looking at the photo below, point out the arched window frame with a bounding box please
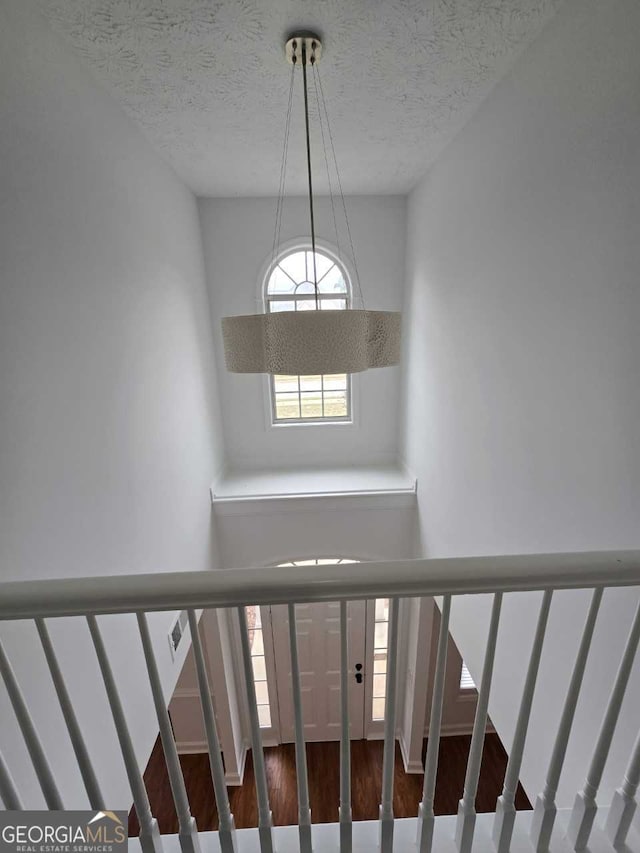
[260,239,356,426]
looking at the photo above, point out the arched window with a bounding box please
[265,247,351,423]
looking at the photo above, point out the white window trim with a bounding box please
[258,238,359,429]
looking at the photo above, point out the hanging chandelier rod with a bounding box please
[300,39,319,308]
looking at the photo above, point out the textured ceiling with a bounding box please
[38,0,562,196]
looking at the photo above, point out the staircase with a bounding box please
[1,551,640,852]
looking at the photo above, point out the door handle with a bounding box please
[354,663,363,684]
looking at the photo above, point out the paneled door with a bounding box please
[271,600,367,742]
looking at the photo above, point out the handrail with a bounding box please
[0,550,639,620]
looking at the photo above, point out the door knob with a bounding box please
[355,672,363,684]
[355,663,362,671]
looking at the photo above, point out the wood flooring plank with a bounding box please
[128,733,531,836]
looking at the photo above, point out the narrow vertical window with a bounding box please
[372,598,390,720]
[266,248,351,423]
[245,605,272,728]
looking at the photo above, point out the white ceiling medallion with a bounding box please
[222,32,401,376]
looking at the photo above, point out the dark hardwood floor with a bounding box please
[129,734,531,835]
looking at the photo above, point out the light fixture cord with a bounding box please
[271,63,295,277]
[313,64,343,289]
[315,65,365,310]
[302,42,320,309]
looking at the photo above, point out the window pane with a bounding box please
[295,281,317,295]
[255,681,269,704]
[275,393,300,419]
[375,599,389,621]
[323,374,347,390]
[323,392,348,418]
[257,704,272,728]
[372,697,385,721]
[373,673,387,697]
[299,375,322,391]
[300,393,323,418]
[296,299,316,311]
[375,621,388,649]
[279,251,306,283]
[250,629,264,656]
[252,655,266,680]
[274,375,299,393]
[317,265,347,293]
[313,253,334,281]
[269,300,295,313]
[320,299,347,310]
[268,267,297,294]
[460,663,476,691]
[373,652,387,674]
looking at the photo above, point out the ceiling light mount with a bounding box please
[285,33,322,66]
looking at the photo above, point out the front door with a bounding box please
[271,600,367,742]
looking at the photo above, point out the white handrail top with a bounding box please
[0,550,639,620]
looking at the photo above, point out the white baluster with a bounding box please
[187,610,238,853]
[379,597,400,853]
[566,597,640,851]
[455,592,503,853]
[604,726,640,847]
[137,613,201,853]
[87,616,162,853]
[417,595,451,853]
[493,591,552,852]
[288,603,313,853]
[36,618,104,809]
[339,601,352,853]
[0,748,23,809]
[237,606,274,853]
[530,587,603,851]
[0,636,63,809]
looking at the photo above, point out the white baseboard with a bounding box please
[176,740,208,755]
[225,742,248,787]
[424,722,494,738]
[399,732,424,774]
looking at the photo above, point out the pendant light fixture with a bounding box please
[221,33,401,375]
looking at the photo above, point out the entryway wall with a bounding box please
[169,492,477,782]
[169,593,479,782]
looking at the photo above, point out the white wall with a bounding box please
[215,497,416,570]
[0,1,224,810]
[401,0,640,805]
[199,196,406,471]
